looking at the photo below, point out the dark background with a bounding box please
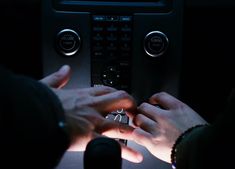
[0,0,234,122]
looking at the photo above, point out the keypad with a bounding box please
[91,15,133,144]
[91,15,132,92]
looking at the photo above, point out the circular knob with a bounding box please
[144,31,169,58]
[56,29,81,56]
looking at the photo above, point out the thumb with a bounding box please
[40,65,71,88]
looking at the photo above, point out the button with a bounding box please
[92,51,104,57]
[56,29,81,57]
[93,15,106,21]
[120,16,132,22]
[119,62,130,66]
[149,36,164,52]
[120,52,130,58]
[93,26,104,32]
[121,26,131,32]
[101,66,121,87]
[93,33,104,41]
[120,34,131,42]
[107,34,118,42]
[106,110,128,123]
[121,43,131,52]
[106,52,117,60]
[107,42,117,51]
[92,45,103,51]
[144,31,169,57]
[106,16,119,22]
[107,25,118,32]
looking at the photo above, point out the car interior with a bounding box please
[1,0,234,169]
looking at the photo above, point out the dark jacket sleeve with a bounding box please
[0,67,70,169]
[176,89,235,169]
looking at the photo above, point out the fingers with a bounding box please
[100,122,143,163]
[137,102,165,122]
[149,92,182,109]
[132,128,153,146]
[93,90,137,115]
[74,107,135,141]
[133,114,158,133]
[99,120,143,163]
[40,65,71,88]
[88,86,117,96]
[121,143,143,163]
[101,121,135,140]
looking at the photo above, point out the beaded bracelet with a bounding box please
[171,124,208,169]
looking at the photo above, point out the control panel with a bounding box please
[91,15,132,91]
[90,15,133,138]
[42,0,183,168]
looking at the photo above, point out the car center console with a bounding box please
[42,0,183,168]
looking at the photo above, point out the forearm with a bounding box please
[0,67,70,168]
[175,125,212,169]
[175,89,235,169]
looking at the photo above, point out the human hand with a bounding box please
[40,65,71,89]
[128,92,208,163]
[40,65,143,163]
[54,85,142,163]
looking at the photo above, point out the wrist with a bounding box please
[171,124,209,169]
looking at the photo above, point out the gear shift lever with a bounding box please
[84,137,122,169]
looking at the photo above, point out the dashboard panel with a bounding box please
[42,0,183,169]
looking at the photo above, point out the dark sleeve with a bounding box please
[0,67,70,169]
[175,89,235,169]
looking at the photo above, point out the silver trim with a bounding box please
[57,29,81,56]
[143,30,169,58]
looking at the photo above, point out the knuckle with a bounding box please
[138,102,149,111]
[102,86,116,93]
[176,102,186,110]
[135,113,142,120]
[160,91,168,95]
[156,91,167,98]
[116,91,136,107]
[86,97,98,108]
[75,96,97,109]
[75,89,85,95]
[133,114,141,126]
[117,90,129,98]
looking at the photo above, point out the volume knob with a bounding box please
[56,29,81,57]
[144,31,169,58]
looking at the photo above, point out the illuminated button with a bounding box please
[106,16,119,21]
[120,16,132,22]
[93,15,105,21]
